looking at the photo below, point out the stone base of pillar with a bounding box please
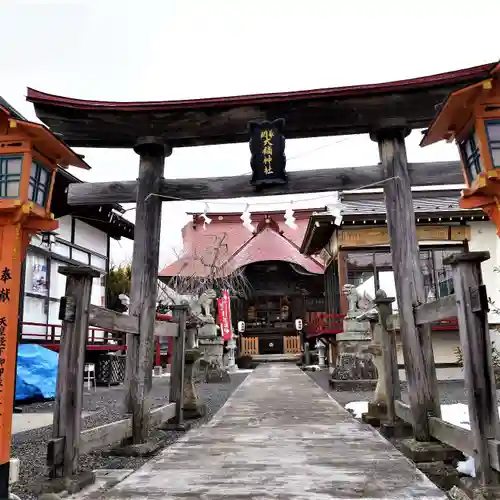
[182,349,205,420]
[379,419,414,439]
[452,478,500,500]
[361,401,388,426]
[399,438,465,463]
[330,336,377,390]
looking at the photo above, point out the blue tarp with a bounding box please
[15,344,59,402]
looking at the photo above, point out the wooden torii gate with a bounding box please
[26,63,496,442]
[67,136,455,443]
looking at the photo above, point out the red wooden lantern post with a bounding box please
[0,106,88,498]
[421,63,500,235]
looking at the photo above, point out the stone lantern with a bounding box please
[0,105,88,495]
[421,63,500,234]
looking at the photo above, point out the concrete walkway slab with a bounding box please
[100,364,446,499]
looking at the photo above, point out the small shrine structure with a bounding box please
[159,209,325,359]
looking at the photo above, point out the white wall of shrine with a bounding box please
[467,221,500,351]
[21,215,109,342]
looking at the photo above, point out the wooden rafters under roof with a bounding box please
[421,62,500,146]
[0,105,90,170]
[26,62,497,148]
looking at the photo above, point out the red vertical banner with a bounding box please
[218,290,232,341]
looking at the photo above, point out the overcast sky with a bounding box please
[3,0,499,266]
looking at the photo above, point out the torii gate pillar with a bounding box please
[125,136,171,443]
[371,126,440,441]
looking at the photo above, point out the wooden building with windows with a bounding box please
[0,96,135,355]
[159,209,326,359]
[300,188,486,364]
[21,166,134,355]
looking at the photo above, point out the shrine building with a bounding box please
[300,187,500,366]
[159,209,326,359]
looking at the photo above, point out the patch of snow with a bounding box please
[303,365,322,372]
[457,456,476,477]
[345,401,369,419]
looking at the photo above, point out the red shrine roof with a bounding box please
[159,209,324,279]
[26,62,497,148]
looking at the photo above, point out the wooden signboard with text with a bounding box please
[338,225,470,248]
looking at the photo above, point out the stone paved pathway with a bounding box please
[101,364,446,499]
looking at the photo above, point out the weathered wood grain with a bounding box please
[50,266,100,478]
[89,305,138,335]
[88,305,178,337]
[149,402,176,428]
[413,295,457,326]
[375,128,440,441]
[376,296,400,423]
[428,417,500,474]
[79,403,175,455]
[395,400,413,425]
[67,161,463,206]
[126,138,168,444]
[446,251,498,485]
[170,305,188,425]
[428,417,473,457]
[154,320,179,338]
[80,418,131,456]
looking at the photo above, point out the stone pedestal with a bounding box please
[225,339,238,372]
[199,337,224,366]
[330,318,376,390]
[199,337,230,383]
[198,322,218,340]
[182,349,205,419]
[316,341,326,367]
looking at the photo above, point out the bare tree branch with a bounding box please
[161,232,252,299]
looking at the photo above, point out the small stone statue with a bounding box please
[199,289,217,318]
[189,288,217,323]
[342,284,359,317]
[315,339,326,367]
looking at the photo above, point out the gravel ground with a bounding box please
[11,372,249,500]
[306,369,483,407]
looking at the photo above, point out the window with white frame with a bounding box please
[0,156,22,198]
[459,131,482,184]
[29,160,51,206]
[486,120,500,169]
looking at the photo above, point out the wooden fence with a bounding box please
[376,251,500,486]
[47,266,184,480]
[241,337,258,355]
[284,335,301,354]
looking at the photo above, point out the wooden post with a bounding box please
[371,127,440,440]
[445,251,499,485]
[170,305,187,425]
[126,136,170,444]
[155,338,161,368]
[168,334,178,404]
[375,295,400,423]
[50,266,99,478]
